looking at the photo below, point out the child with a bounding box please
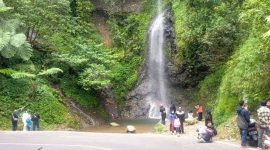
[174,116,181,136]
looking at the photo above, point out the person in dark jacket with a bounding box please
[205,110,213,126]
[236,100,250,147]
[31,113,40,131]
[11,110,18,131]
[176,107,185,133]
[160,104,166,125]
[170,104,176,114]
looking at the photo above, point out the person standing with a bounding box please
[257,100,270,149]
[31,113,40,131]
[195,104,203,121]
[169,111,175,134]
[170,104,176,114]
[205,110,213,126]
[176,107,185,133]
[11,110,18,131]
[26,116,32,131]
[160,104,166,125]
[236,100,250,148]
[22,111,31,131]
[174,116,181,136]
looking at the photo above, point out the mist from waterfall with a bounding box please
[148,0,169,118]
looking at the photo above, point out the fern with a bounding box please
[10,33,26,48]
[16,43,32,61]
[0,45,16,58]
[0,68,16,75]
[0,0,12,12]
[0,1,32,60]
[0,30,11,51]
[266,15,270,23]
[263,30,270,38]
[11,72,36,79]
[38,68,63,76]
[2,20,19,33]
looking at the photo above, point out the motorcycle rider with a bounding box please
[197,122,215,142]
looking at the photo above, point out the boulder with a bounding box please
[110,122,120,127]
[126,125,136,133]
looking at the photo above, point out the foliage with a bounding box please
[60,76,107,119]
[38,68,63,76]
[216,116,240,140]
[173,0,270,126]
[212,0,270,125]
[196,65,225,110]
[0,68,63,79]
[154,122,167,133]
[0,75,77,129]
[108,0,157,103]
[0,1,32,60]
[172,0,241,86]
[54,44,117,90]
[2,0,269,130]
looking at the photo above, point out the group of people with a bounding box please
[159,104,185,135]
[194,104,217,142]
[11,110,40,131]
[159,103,215,140]
[236,99,270,149]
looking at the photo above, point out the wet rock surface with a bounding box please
[91,0,143,13]
[121,5,194,119]
[99,87,119,120]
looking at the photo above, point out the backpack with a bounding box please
[236,114,248,129]
[26,118,32,128]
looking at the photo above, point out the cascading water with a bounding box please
[147,0,169,118]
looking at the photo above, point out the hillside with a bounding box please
[0,0,269,130]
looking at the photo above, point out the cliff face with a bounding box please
[91,0,145,120]
[91,1,197,119]
[121,7,193,119]
[91,0,143,13]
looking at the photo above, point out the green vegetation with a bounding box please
[173,0,270,125]
[0,0,160,129]
[154,122,167,133]
[108,0,158,104]
[0,76,77,129]
[1,0,270,130]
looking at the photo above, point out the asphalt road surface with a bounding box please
[0,131,255,150]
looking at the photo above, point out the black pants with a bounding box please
[12,121,18,131]
[180,121,184,133]
[32,122,40,131]
[198,112,203,121]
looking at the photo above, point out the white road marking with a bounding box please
[0,143,113,150]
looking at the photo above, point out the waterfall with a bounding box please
[147,0,169,118]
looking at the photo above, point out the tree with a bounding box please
[54,44,118,90]
[0,0,32,60]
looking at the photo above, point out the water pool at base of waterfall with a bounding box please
[82,119,160,133]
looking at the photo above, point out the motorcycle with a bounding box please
[247,119,258,147]
[263,135,270,150]
[196,125,215,142]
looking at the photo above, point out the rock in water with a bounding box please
[126,125,136,133]
[110,122,120,127]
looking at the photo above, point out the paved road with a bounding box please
[0,131,254,150]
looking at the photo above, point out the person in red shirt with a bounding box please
[195,104,203,121]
